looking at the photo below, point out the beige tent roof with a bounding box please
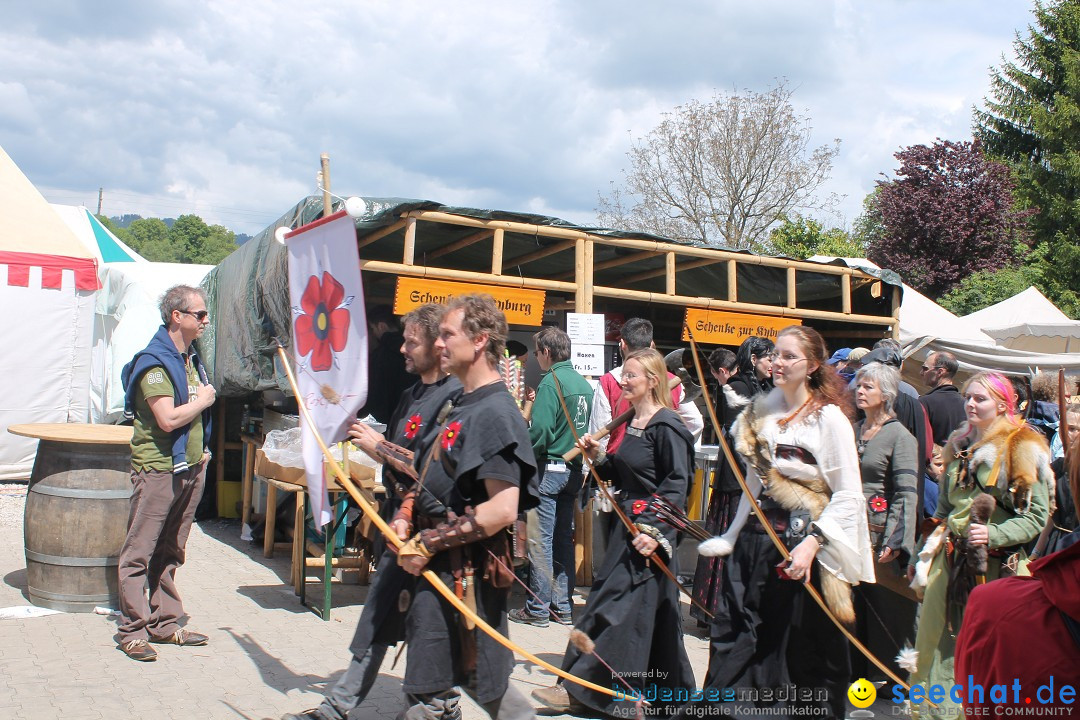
[0,145,93,259]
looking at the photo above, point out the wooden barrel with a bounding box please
[15,426,133,613]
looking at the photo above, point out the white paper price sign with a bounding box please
[571,344,605,376]
[566,313,605,345]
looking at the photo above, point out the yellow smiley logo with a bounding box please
[847,678,876,709]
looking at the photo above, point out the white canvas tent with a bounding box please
[52,204,145,265]
[810,257,1080,379]
[91,262,214,423]
[961,286,1080,354]
[0,146,98,479]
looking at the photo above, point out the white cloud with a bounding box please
[0,0,1043,235]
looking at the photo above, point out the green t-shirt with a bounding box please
[130,361,205,472]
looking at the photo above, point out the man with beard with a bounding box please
[282,303,462,720]
[396,294,539,720]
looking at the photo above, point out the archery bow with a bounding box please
[276,345,618,698]
[683,323,920,696]
[550,372,714,619]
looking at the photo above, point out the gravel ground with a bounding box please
[0,482,27,528]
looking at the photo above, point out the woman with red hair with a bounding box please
[909,371,1052,716]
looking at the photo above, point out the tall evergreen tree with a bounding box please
[974,0,1080,315]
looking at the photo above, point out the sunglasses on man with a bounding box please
[179,309,209,321]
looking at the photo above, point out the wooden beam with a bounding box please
[426,229,494,260]
[727,259,738,302]
[575,239,586,312]
[491,228,504,275]
[552,249,662,280]
[622,257,725,285]
[403,217,417,265]
[892,285,902,339]
[583,240,594,313]
[786,267,797,309]
[841,274,852,314]
[666,252,676,295]
[402,209,869,277]
[360,260,577,292]
[357,219,406,250]
[590,284,895,326]
[505,238,577,268]
[320,153,332,216]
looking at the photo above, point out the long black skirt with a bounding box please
[682,530,850,719]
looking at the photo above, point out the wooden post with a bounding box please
[727,260,738,302]
[841,273,852,314]
[583,240,594,313]
[575,238,586,312]
[666,252,676,295]
[892,285,902,339]
[492,228,504,275]
[320,153,332,216]
[403,217,417,265]
[786,267,797,309]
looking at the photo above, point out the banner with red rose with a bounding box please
[286,210,367,528]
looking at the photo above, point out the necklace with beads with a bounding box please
[777,394,813,429]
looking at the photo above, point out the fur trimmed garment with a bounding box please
[909,417,1052,719]
[686,390,873,720]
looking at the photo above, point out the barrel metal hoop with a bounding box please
[24,549,120,567]
[29,484,131,500]
[28,586,114,603]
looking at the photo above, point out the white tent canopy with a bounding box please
[810,257,1080,378]
[961,286,1080,354]
[0,146,97,479]
[52,204,145,264]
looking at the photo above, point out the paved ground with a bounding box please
[0,483,902,720]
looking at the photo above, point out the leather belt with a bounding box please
[774,444,818,465]
[868,523,885,533]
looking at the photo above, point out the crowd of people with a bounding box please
[117,286,1079,719]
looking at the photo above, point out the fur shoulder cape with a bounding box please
[942,417,1053,512]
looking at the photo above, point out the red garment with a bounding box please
[955,540,1080,711]
[600,370,682,455]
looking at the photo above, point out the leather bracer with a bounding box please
[418,508,490,555]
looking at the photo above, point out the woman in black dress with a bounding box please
[532,348,696,716]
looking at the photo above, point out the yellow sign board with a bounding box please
[682,308,800,346]
[393,277,546,326]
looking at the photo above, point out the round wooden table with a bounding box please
[9,423,133,612]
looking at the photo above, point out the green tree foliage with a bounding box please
[167,214,237,265]
[127,218,176,262]
[974,0,1080,316]
[938,265,1042,316]
[765,215,864,260]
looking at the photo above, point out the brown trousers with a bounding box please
[117,461,206,642]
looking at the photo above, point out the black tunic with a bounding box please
[403,380,538,704]
[348,375,462,656]
[562,408,696,716]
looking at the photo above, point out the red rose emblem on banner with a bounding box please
[294,272,351,371]
[631,499,647,515]
[403,414,423,440]
[441,421,462,451]
[869,495,888,513]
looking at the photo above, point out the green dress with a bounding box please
[911,424,1050,716]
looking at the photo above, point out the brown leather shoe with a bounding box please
[121,639,158,662]
[532,684,588,713]
[150,628,209,646]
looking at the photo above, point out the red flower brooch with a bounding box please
[868,495,888,513]
[441,421,462,451]
[631,499,647,515]
[403,414,423,440]
[294,272,353,372]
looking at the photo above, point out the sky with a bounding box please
[0,0,1040,237]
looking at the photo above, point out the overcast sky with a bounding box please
[0,1,1038,236]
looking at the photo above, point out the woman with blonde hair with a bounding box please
[910,371,1052,715]
[533,348,696,717]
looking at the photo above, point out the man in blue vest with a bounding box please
[117,285,215,661]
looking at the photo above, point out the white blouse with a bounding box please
[739,391,875,584]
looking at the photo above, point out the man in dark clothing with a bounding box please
[396,294,539,720]
[360,305,414,424]
[918,351,966,446]
[281,303,463,720]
